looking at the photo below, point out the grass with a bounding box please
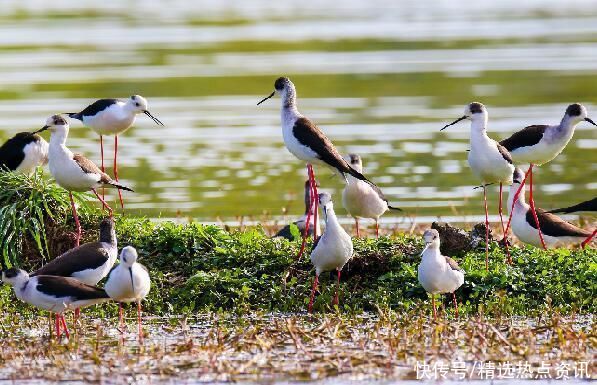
[0,170,595,318]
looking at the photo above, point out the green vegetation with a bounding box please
[0,171,595,318]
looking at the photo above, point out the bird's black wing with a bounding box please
[500,125,548,151]
[0,133,40,171]
[67,99,119,120]
[36,276,109,300]
[32,242,110,278]
[548,197,597,214]
[527,208,591,237]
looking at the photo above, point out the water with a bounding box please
[0,1,595,226]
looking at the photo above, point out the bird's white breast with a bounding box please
[510,126,574,166]
[17,139,48,174]
[310,228,353,275]
[105,264,151,303]
[468,138,513,184]
[342,178,388,219]
[281,109,321,164]
[83,103,135,135]
[417,250,464,294]
[48,146,101,191]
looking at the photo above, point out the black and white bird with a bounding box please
[500,103,596,249]
[35,115,133,247]
[1,268,110,339]
[105,246,151,341]
[274,180,321,241]
[342,154,401,238]
[0,132,48,174]
[32,218,117,285]
[66,95,163,208]
[308,192,353,313]
[441,102,514,267]
[417,229,465,319]
[549,197,596,248]
[257,77,373,259]
[508,168,593,248]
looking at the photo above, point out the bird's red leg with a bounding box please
[310,165,319,241]
[74,308,80,326]
[100,135,105,200]
[527,165,547,249]
[92,189,113,217]
[375,219,380,239]
[505,165,532,235]
[295,164,313,260]
[54,314,61,338]
[114,135,124,210]
[483,185,490,271]
[137,301,143,343]
[452,293,459,318]
[60,315,70,339]
[332,269,341,306]
[355,218,360,238]
[432,295,437,320]
[581,229,596,248]
[308,274,319,313]
[69,192,81,247]
[118,302,124,331]
[499,183,512,264]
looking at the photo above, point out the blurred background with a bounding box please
[0,0,595,227]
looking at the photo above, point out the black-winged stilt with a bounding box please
[35,115,133,247]
[500,103,596,249]
[508,168,593,248]
[417,229,465,320]
[441,102,515,267]
[342,154,401,238]
[105,246,151,342]
[0,132,48,174]
[308,192,353,313]
[1,268,110,339]
[257,77,371,260]
[66,95,163,208]
[274,180,321,240]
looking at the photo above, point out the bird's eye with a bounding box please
[433,236,437,239]
[135,103,140,107]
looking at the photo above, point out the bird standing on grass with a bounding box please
[35,115,133,247]
[105,246,151,342]
[508,168,593,248]
[1,268,110,339]
[0,132,48,174]
[66,95,163,208]
[441,102,514,267]
[308,192,353,313]
[500,103,596,249]
[417,229,465,320]
[342,154,401,238]
[257,77,375,260]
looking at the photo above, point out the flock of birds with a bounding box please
[0,76,594,339]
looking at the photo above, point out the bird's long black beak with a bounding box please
[34,125,49,134]
[584,117,597,126]
[144,110,164,126]
[129,267,135,293]
[257,91,275,106]
[440,116,467,131]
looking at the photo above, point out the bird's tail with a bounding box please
[388,205,402,211]
[108,181,134,192]
[64,112,82,120]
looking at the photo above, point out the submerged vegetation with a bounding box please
[0,171,594,318]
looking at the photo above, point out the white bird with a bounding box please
[66,95,163,208]
[500,103,596,249]
[257,77,373,259]
[0,132,48,174]
[1,268,110,339]
[35,115,133,247]
[441,102,515,267]
[508,168,593,248]
[342,154,401,238]
[308,192,353,313]
[417,229,465,319]
[105,246,151,341]
[274,180,321,240]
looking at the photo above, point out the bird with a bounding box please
[105,246,151,342]
[441,102,515,267]
[500,103,596,249]
[549,197,596,248]
[35,115,133,247]
[507,168,593,248]
[308,192,353,313]
[417,229,465,320]
[1,268,110,339]
[0,132,48,174]
[342,154,401,238]
[66,95,163,208]
[257,77,373,259]
[274,180,321,240]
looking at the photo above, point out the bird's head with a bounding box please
[346,153,363,173]
[441,102,487,131]
[318,191,333,219]
[127,95,164,126]
[257,76,295,106]
[423,229,440,247]
[564,103,595,126]
[120,246,138,267]
[1,268,29,287]
[35,115,68,134]
[512,167,524,185]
